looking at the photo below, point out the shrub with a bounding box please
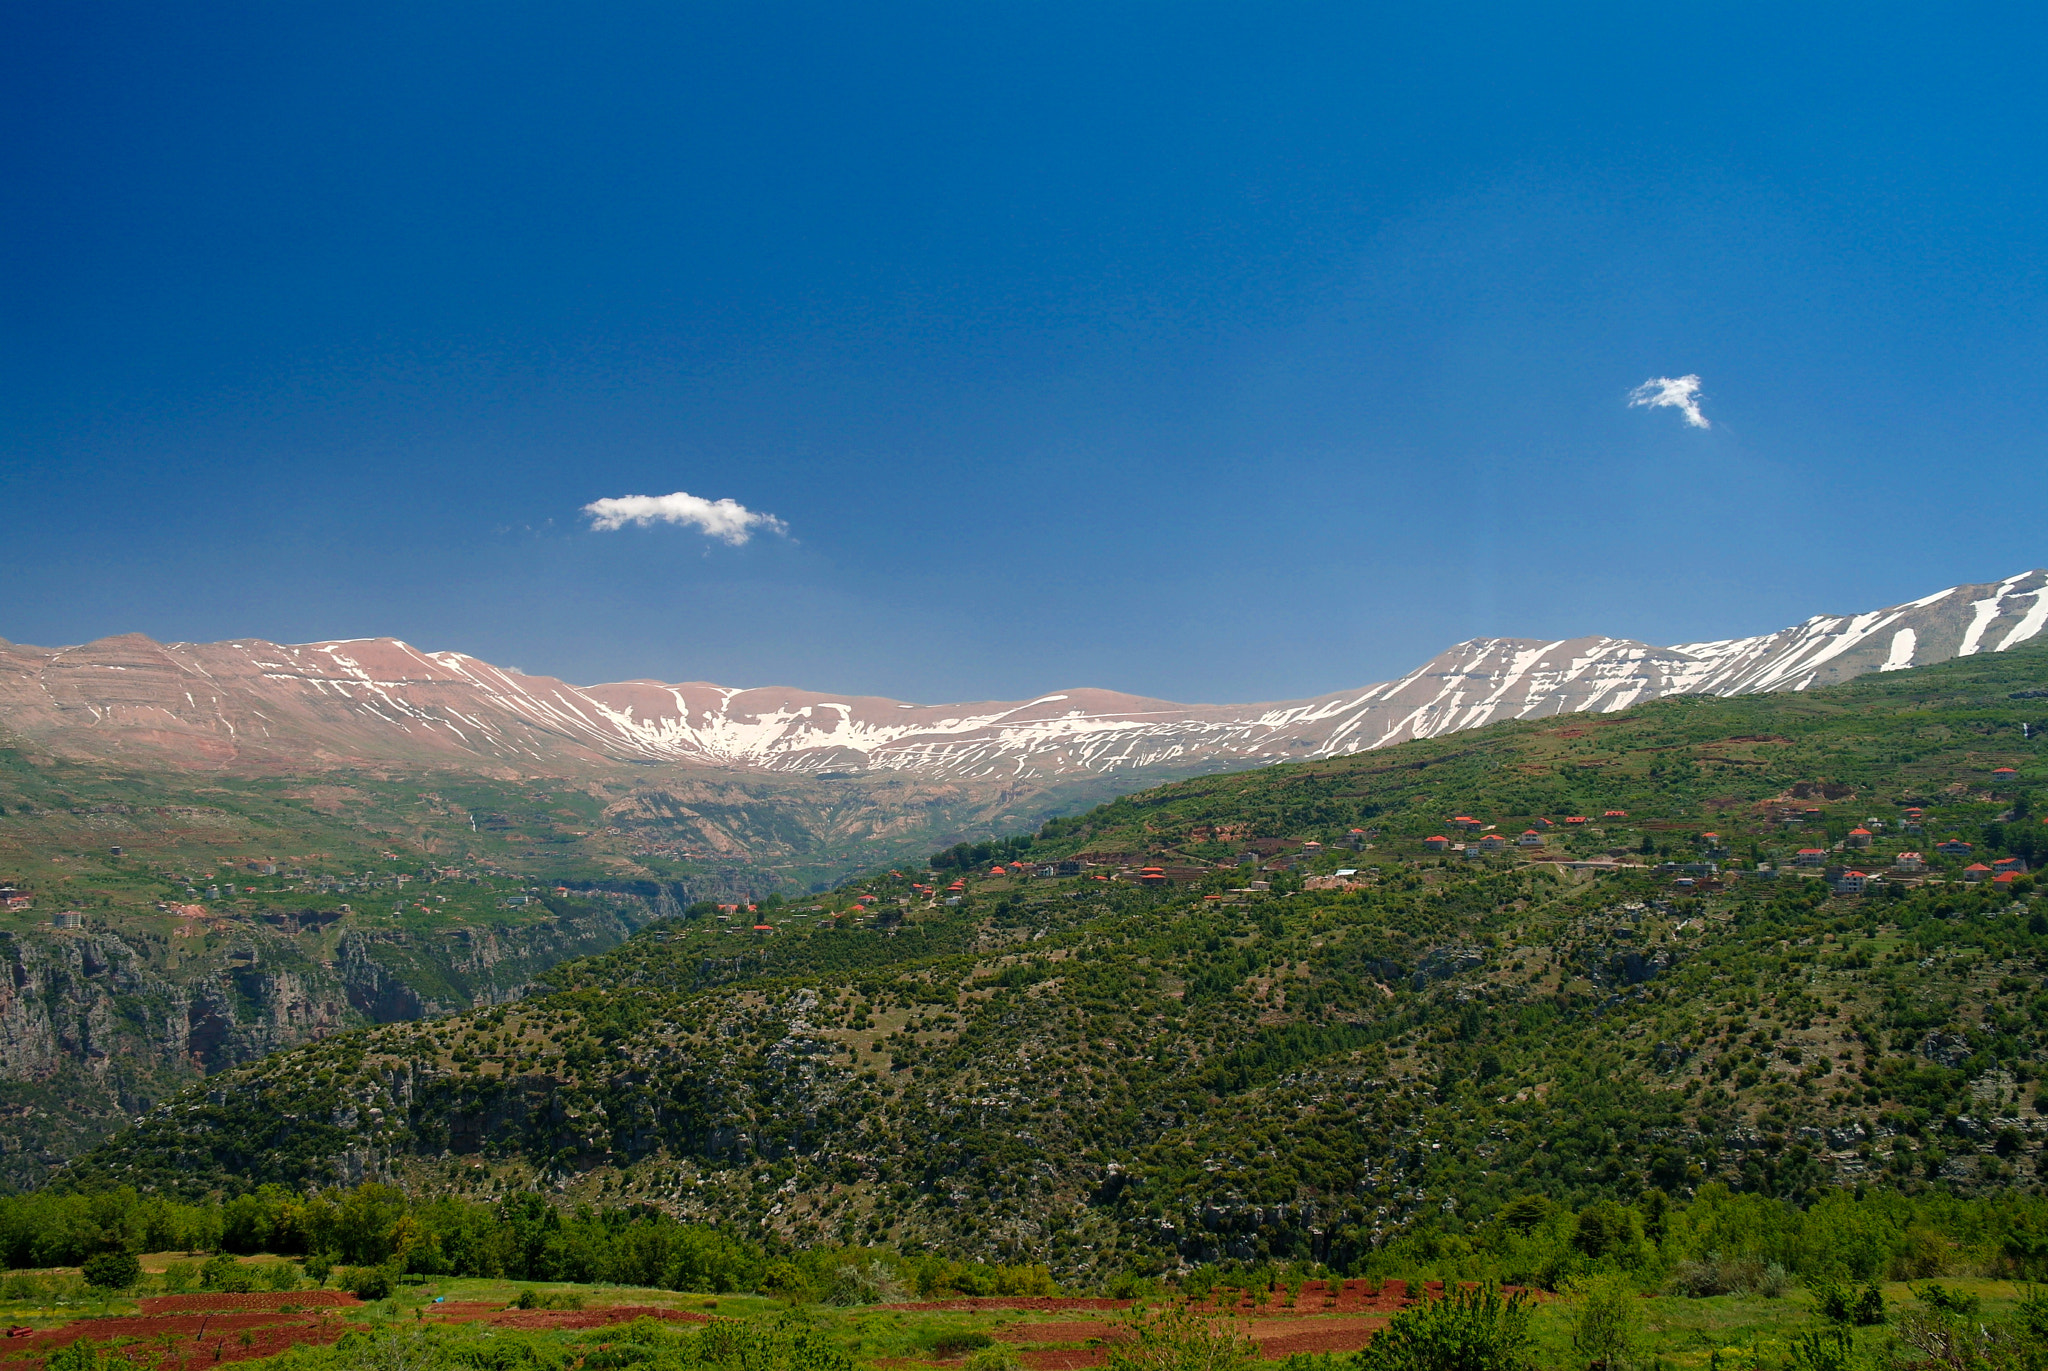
[1913,1283,1979,1318]
[1496,1197,1551,1234]
[80,1251,140,1291]
[160,1261,197,1293]
[1571,1203,1637,1260]
[1785,1327,1856,1371]
[1104,1306,1259,1371]
[825,1259,901,1306]
[1565,1272,1645,1371]
[1889,1227,1949,1280]
[1670,1252,1778,1298]
[0,1270,47,1302]
[510,1286,584,1311]
[758,1259,816,1302]
[1352,1284,1534,1371]
[923,1330,995,1359]
[345,1264,396,1301]
[1812,1281,1886,1327]
[44,1340,111,1371]
[199,1252,256,1293]
[695,1312,856,1371]
[964,1347,1028,1371]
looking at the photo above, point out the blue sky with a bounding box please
[4,4,2046,704]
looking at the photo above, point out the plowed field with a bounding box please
[882,1298,1134,1313]
[0,1308,355,1371]
[140,1292,363,1313]
[0,1294,703,1369]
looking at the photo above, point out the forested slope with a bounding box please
[55,646,2048,1283]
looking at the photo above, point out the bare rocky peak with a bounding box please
[5,570,2045,780]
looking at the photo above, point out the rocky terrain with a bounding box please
[0,897,645,1189]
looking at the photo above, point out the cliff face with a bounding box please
[0,905,644,1190]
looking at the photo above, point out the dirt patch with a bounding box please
[1252,1322,1392,1358]
[883,1298,1133,1313]
[993,1321,1119,1344]
[0,1294,701,1370]
[0,1309,355,1371]
[1189,1279,1416,1315]
[1019,1351,1107,1370]
[139,1292,363,1313]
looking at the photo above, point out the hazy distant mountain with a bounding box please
[4,570,2045,780]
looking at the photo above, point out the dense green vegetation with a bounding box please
[5,1181,2048,1370]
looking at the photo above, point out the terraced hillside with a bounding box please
[58,644,2048,1280]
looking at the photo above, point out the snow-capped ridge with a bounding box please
[2,571,2044,780]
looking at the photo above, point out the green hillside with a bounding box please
[51,645,2048,1283]
[0,736,1170,1185]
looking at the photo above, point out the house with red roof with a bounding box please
[1936,839,1974,857]
[1423,836,1451,852]
[1830,870,1869,895]
[1994,871,2023,889]
[1793,848,1828,867]
[1845,827,1873,849]
[1962,863,1993,883]
[1517,830,1545,847]
[1893,852,1926,873]
[1993,856,2028,875]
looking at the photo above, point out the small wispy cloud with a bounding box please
[581,490,789,545]
[1628,374,1710,429]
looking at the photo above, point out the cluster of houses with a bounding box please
[1419,812,1637,856]
[1406,799,2036,896]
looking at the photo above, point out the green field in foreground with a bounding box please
[3,1264,2042,1371]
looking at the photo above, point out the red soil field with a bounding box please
[140,1292,363,1313]
[882,1298,1135,1313]
[0,1295,705,1370]
[0,1308,355,1371]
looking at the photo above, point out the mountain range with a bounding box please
[5,570,2047,784]
[58,637,2048,1273]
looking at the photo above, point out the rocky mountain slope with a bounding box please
[64,643,2048,1273]
[6,571,2046,783]
[0,895,646,1191]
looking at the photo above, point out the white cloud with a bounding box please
[581,491,789,545]
[1627,374,1710,429]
